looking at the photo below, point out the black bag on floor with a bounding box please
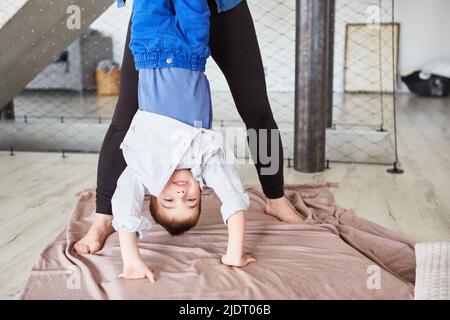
[401,71,450,97]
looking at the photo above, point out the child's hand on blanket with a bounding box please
[221,253,256,267]
[118,230,156,282]
[119,258,156,282]
[222,210,256,268]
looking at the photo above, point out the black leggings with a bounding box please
[96,0,285,214]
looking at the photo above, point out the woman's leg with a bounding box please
[96,22,139,216]
[208,0,302,222]
[74,17,139,254]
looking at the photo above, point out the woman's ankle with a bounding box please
[266,196,286,204]
[93,212,113,220]
[91,213,113,230]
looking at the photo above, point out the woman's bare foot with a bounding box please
[74,213,114,254]
[265,196,304,223]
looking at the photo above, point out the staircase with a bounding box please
[0,0,114,110]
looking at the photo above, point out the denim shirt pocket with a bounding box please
[144,47,162,61]
[129,40,163,58]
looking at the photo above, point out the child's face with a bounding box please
[155,169,201,220]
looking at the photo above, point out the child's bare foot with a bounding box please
[265,196,304,223]
[74,213,114,254]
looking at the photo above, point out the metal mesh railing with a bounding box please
[0,0,399,166]
[328,0,398,165]
[206,0,296,160]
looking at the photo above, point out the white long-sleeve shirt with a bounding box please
[111,110,250,238]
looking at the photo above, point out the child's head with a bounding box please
[150,169,201,236]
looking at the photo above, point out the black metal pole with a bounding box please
[387,0,404,174]
[294,0,333,172]
[325,0,335,128]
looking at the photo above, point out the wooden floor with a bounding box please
[0,95,449,299]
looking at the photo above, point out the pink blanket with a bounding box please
[22,184,415,299]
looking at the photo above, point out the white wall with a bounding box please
[394,0,450,91]
[395,0,450,71]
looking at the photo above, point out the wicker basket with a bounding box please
[95,67,121,96]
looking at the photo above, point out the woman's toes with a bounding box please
[74,242,90,254]
[287,215,304,224]
[72,213,114,255]
[88,241,103,254]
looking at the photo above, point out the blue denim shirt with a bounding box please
[116,0,243,71]
[117,0,242,13]
[120,0,216,71]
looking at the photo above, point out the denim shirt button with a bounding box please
[166,58,173,64]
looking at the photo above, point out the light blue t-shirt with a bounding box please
[138,68,212,129]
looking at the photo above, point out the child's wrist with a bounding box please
[225,249,243,259]
[122,252,142,264]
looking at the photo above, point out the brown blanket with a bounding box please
[21,184,415,300]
